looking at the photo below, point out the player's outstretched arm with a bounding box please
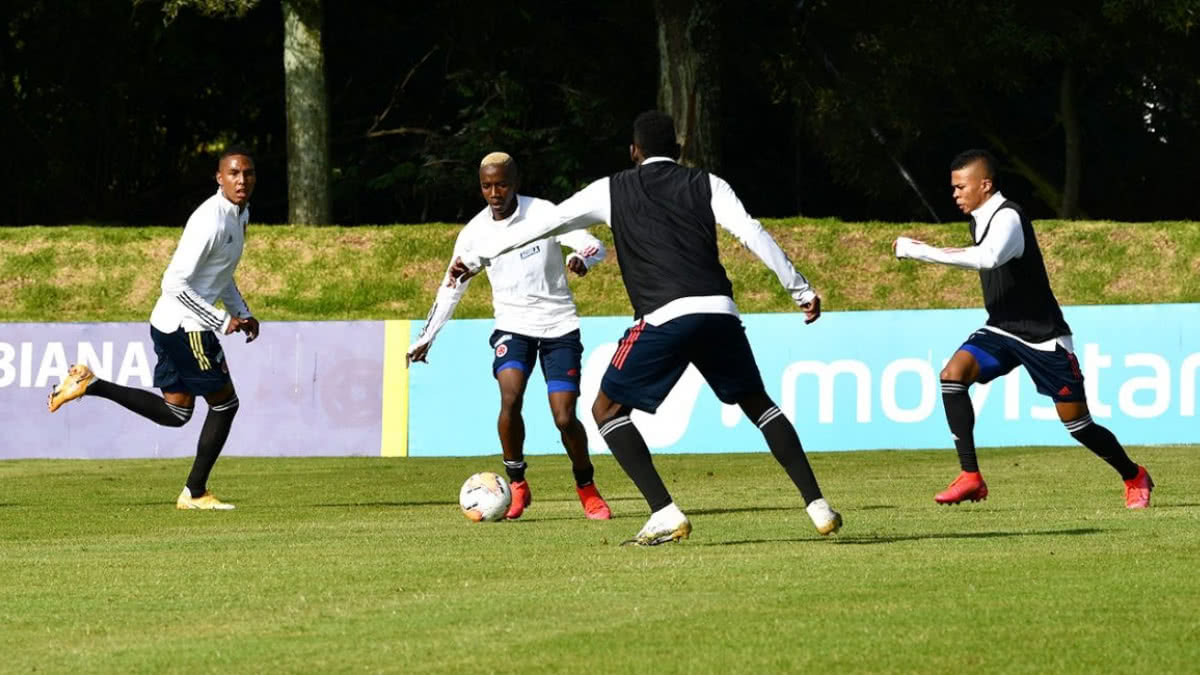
[708,175,820,321]
[894,211,1024,270]
[455,179,612,278]
[408,254,472,367]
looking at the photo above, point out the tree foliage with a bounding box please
[2,0,1197,226]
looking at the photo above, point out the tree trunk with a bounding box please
[282,0,331,225]
[1059,62,1083,219]
[653,0,721,171]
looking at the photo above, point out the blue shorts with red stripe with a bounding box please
[600,313,765,413]
[959,329,1085,402]
[489,329,583,394]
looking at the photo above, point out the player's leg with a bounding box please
[689,315,840,535]
[593,320,690,545]
[47,326,195,426]
[540,330,611,519]
[491,331,536,518]
[176,329,238,510]
[1026,345,1152,508]
[935,331,1017,504]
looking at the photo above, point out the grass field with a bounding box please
[3,220,1199,322]
[2,446,1196,673]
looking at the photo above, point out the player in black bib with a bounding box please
[452,111,843,545]
[894,149,1152,509]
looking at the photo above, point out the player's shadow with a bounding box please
[312,501,454,508]
[688,505,795,517]
[708,527,1103,547]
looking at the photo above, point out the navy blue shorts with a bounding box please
[151,326,233,395]
[490,329,583,394]
[959,329,1085,402]
[600,314,765,413]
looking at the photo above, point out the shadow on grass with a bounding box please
[688,505,794,517]
[313,501,454,508]
[707,527,1103,547]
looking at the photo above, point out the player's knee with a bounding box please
[591,398,619,426]
[551,407,577,431]
[163,403,193,427]
[498,392,523,416]
[939,365,963,382]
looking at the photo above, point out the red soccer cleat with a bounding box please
[935,471,988,505]
[1124,466,1154,509]
[506,480,532,519]
[576,483,612,520]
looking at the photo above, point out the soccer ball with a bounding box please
[459,472,512,522]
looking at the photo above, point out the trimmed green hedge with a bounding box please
[2,220,1198,323]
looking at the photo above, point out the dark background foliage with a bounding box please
[2,0,1197,225]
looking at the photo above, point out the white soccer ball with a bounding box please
[459,472,512,522]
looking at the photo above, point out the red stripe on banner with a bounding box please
[612,321,645,370]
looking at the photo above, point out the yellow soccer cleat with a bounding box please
[176,487,236,511]
[47,364,97,412]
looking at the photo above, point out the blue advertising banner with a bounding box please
[406,304,1200,456]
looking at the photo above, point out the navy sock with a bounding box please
[598,415,672,512]
[756,405,823,504]
[1065,415,1139,480]
[88,379,192,427]
[186,395,238,498]
[941,380,979,472]
[503,459,527,484]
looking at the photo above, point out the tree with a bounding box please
[281,0,330,224]
[653,0,721,170]
[138,0,331,224]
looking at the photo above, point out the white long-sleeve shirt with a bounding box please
[410,195,606,355]
[895,191,1070,351]
[149,190,252,334]
[894,192,1024,270]
[459,157,815,326]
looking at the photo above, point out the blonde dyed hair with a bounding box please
[480,152,515,169]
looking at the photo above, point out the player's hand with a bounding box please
[893,236,922,259]
[448,256,481,286]
[799,295,822,324]
[239,316,260,343]
[406,343,431,367]
[225,316,245,335]
[567,255,588,277]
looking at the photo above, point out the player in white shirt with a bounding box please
[408,153,612,520]
[48,146,261,511]
[449,114,841,546]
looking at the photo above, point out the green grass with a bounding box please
[2,447,1196,673]
[3,220,1199,322]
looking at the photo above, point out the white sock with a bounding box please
[652,502,685,521]
[806,498,834,520]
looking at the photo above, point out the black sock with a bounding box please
[572,464,595,488]
[598,414,672,512]
[941,380,979,472]
[503,459,527,484]
[187,395,239,498]
[1066,415,1140,480]
[756,405,823,504]
[88,379,192,427]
